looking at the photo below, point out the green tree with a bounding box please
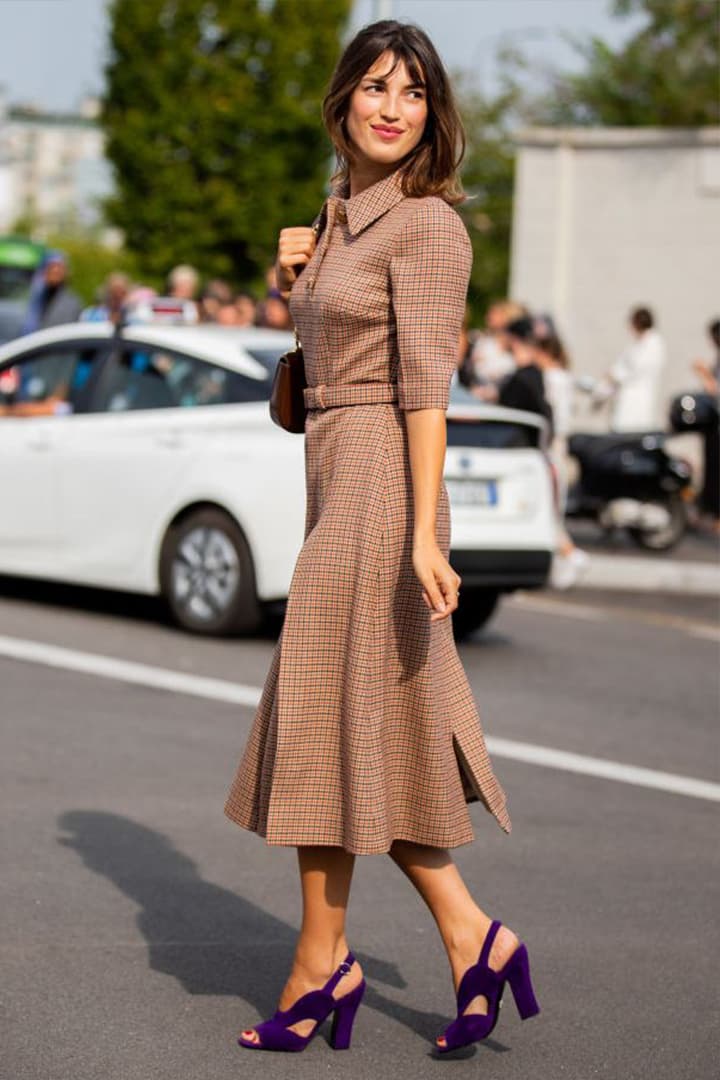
[531,0,720,126]
[456,79,519,320]
[102,0,350,287]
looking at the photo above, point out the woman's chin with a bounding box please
[358,142,413,168]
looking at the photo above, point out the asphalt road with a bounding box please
[0,581,717,1080]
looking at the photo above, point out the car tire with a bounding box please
[452,588,501,641]
[159,508,261,635]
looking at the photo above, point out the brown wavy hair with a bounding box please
[322,20,466,205]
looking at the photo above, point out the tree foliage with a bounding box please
[455,78,520,320]
[531,0,720,126]
[102,0,350,286]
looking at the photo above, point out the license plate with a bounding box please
[446,478,498,506]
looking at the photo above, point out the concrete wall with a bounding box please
[510,127,720,430]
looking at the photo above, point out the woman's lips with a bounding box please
[371,125,404,141]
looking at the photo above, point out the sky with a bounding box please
[0,0,647,112]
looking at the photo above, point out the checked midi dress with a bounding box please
[224,166,511,855]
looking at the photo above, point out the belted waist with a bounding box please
[303,382,399,410]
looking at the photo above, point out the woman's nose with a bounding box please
[379,97,400,121]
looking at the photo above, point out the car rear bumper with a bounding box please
[449,548,552,589]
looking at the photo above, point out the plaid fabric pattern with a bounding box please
[224,167,511,854]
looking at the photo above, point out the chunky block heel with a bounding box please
[329,979,366,1049]
[238,951,364,1053]
[435,921,540,1054]
[505,943,540,1020]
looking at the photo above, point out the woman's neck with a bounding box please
[347,160,399,198]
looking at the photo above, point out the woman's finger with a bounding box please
[278,251,310,271]
[420,572,447,614]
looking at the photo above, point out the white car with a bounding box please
[0,316,554,638]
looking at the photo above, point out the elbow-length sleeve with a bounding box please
[389,198,473,411]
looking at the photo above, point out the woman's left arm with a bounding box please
[390,200,473,622]
[405,407,461,620]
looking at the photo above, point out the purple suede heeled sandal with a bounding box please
[436,920,540,1054]
[238,950,365,1053]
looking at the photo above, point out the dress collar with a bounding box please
[329,167,406,236]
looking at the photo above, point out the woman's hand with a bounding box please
[275,227,318,294]
[471,384,498,402]
[412,535,462,622]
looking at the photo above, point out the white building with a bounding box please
[510,127,720,428]
[0,89,112,234]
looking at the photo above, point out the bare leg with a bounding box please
[241,845,364,1044]
[388,840,519,1049]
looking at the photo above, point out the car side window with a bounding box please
[95,346,270,412]
[0,345,103,418]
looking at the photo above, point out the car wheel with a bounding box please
[452,588,501,641]
[628,495,687,551]
[159,508,261,635]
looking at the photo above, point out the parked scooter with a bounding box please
[566,378,693,551]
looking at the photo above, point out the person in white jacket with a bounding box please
[602,307,666,431]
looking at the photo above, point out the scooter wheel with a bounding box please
[628,495,687,551]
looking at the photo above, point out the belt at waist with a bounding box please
[303,382,398,410]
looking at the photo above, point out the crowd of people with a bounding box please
[18,250,720,546]
[20,251,294,334]
[457,301,720,554]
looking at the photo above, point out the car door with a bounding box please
[55,343,254,589]
[0,340,107,575]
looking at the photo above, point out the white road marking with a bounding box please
[2,630,716,803]
[0,634,261,707]
[485,737,720,803]
[3,633,719,805]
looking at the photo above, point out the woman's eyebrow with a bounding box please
[364,75,426,89]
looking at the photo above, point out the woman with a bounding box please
[224,20,539,1055]
[532,331,589,589]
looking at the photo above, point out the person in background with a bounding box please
[21,251,82,334]
[535,333,573,450]
[198,279,234,323]
[468,300,526,388]
[167,264,200,302]
[533,332,589,588]
[597,306,666,431]
[216,302,239,325]
[494,316,553,424]
[255,294,292,330]
[81,272,131,324]
[532,312,559,347]
[235,292,257,327]
[456,306,478,390]
[691,318,720,535]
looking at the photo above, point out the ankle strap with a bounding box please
[324,951,355,994]
[479,921,502,968]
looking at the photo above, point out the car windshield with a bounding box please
[245,347,287,377]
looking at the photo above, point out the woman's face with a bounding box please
[346,51,428,169]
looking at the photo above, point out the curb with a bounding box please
[577,554,720,597]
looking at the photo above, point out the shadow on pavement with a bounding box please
[0,574,285,640]
[55,811,502,1048]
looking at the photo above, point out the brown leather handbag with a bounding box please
[269,211,325,434]
[269,327,307,433]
